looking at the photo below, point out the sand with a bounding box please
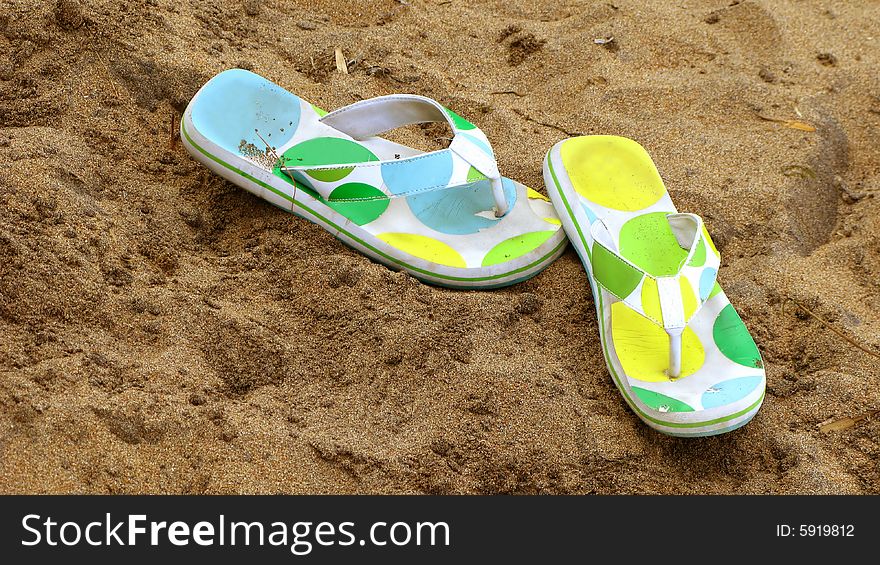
[1,0,879,494]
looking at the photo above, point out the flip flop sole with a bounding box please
[544,139,765,436]
[181,71,566,289]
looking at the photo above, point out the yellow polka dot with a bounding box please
[680,277,697,319]
[559,136,665,212]
[641,277,663,324]
[542,217,562,226]
[527,187,550,201]
[377,233,467,268]
[702,225,719,258]
[610,302,705,382]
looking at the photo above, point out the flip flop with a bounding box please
[544,136,765,437]
[181,69,566,288]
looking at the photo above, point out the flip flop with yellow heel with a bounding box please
[544,136,765,436]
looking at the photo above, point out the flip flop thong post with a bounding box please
[182,69,566,288]
[544,136,765,437]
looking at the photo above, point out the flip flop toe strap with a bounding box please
[282,95,511,216]
[590,213,721,378]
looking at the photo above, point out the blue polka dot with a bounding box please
[381,151,454,196]
[699,268,718,300]
[405,178,518,235]
[580,203,598,224]
[191,69,300,155]
[458,132,495,158]
[701,376,763,409]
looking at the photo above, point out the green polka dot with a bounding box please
[688,237,706,267]
[279,137,378,183]
[445,107,476,131]
[466,166,487,182]
[272,164,388,226]
[326,183,389,226]
[592,243,643,299]
[481,231,556,267]
[272,165,320,199]
[619,212,689,276]
[311,104,328,117]
[713,304,763,368]
[708,281,722,299]
[632,387,694,413]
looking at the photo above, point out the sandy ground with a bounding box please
[1,0,879,494]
